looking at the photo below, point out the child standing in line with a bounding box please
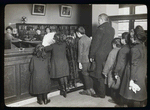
[102,38,122,103]
[29,44,51,105]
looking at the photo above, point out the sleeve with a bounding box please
[89,28,103,59]
[78,40,83,63]
[48,57,51,74]
[130,48,141,81]
[44,44,53,52]
[29,57,34,74]
[103,50,116,76]
[113,50,126,77]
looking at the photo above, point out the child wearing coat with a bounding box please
[29,44,51,105]
[102,38,122,103]
[123,26,147,107]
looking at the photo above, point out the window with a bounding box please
[117,20,129,37]
[118,7,130,36]
[119,7,130,15]
[134,19,147,30]
[111,5,148,37]
[135,5,147,14]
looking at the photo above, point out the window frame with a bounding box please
[109,4,147,31]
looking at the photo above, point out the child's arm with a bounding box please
[102,50,116,76]
[44,44,53,52]
[113,49,126,77]
[29,57,34,74]
[48,57,51,74]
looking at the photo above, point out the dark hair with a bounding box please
[99,13,109,22]
[77,26,85,34]
[33,44,46,59]
[53,33,65,43]
[122,32,130,44]
[6,26,13,31]
[65,37,74,46]
[36,28,41,31]
[45,27,51,32]
[134,25,147,43]
[112,38,122,48]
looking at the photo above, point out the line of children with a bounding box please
[28,25,147,106]
[103,25,147,107]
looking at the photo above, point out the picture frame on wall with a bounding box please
[32,4,46,16]
[60,5,72,17]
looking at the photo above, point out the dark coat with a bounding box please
[66,40,78,80]
[78,35,91,63]
[102,48,121,87]
[45,42,69,78]
[120,44,147,101]
[89,22,115,79]
[113,45,130,78]
[29,55,51,95]
[33,35,43,41]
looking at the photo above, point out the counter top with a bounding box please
[4,47,34,57]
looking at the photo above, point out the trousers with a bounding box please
[81,63,92,89]
[90,75,105,97]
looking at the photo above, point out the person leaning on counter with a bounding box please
[5,26,22,49]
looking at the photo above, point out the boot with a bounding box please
[37,94,43,105]
[42,93,51,105]
[64,83,70,92]
[62,84,67,98]
[73,79,77,88]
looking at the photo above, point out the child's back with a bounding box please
[29,44,51,105]
[29,54,51,95]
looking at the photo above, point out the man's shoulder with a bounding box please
[81,35,91,41]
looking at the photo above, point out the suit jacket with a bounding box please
[78,35,91,63]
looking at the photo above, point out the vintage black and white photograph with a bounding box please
[4,4,147,107]
[32,4,46,16]
[60,5,72,17]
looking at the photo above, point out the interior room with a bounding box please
[4,4,147,107]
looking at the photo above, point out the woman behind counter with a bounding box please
[32,29,43,41]
[5,26,21,49]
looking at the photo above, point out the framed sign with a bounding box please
[32,4,46,16]
[61,5,72,17]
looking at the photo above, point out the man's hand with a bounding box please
[79,63,82,69]
[90,58,93,62]
[115,75,119,79]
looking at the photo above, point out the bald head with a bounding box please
[98,13,109,25]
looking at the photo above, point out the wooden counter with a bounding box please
[4,48,59,104]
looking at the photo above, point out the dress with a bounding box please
[120,44,147,101]
[45,42,69,78]
[29,55,51,95]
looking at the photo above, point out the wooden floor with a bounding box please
[21,89,116,107]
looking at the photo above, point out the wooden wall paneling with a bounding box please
[20,63,30,96]
[4,66,17,101]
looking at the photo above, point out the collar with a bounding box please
[98,22,109,28]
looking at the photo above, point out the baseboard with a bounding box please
[6,83,83,107]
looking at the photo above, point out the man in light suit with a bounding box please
[76,27,95,95]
